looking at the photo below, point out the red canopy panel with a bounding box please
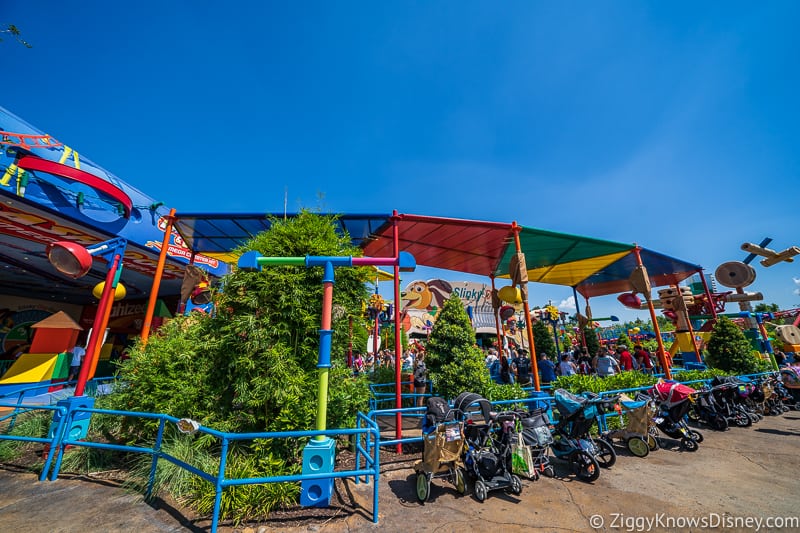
[361,213,514,276]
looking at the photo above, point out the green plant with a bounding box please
[101,212,373,520]
[0,409,51,464]
[672,368,732,383]
[552,371,658,394]
[616,333,633,351]
[582,326,600,356]
[532,320,557,358]
[425,295,494,400]
[705,316,763,374]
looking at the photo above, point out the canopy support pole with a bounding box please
[512,222,540,391]
[141,208,176,347]
[634,246,671,379]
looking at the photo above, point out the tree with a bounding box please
[99,212,379,518]
[532,319,557,359]
[656,315,675,332]
[1,25,32,48]
[705,316,761,374]
[616,333,633,351]
[425,294,494,400]
[754,302,780,313]
[582,326,600,356]
[106,212,373,441]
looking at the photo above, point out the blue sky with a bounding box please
[4,2,800,322]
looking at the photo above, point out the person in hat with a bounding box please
[513,349,532,386]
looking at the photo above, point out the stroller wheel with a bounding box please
[509,474,523,495]
[542,465,556,478]
[681,438,699,452]
[474,479,488,502]
[416,472,431,503]
[711,415,728,431]
[688,429,704,443]
[454,467,466,495]
[794,402,800,411]
[646,434,660,451]
[734,413,752,428]
[570,451,600,482]
[627,437,649,458]
[594,438,617,468]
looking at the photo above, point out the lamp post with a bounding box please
[47,238,127,396]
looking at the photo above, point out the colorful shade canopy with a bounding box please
[175,212,702,298]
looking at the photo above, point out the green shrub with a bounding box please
[426,295,494,400]
[705,316,764,374]
[552,371,658,394]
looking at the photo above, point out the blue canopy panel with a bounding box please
[173,213,392,263]
[575,248,701,298]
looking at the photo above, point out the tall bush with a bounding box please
[101,212,373,519]
[532,319,557,358]
[425,294,494,400]
[705,316,761,374]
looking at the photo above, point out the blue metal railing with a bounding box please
[43,406,381,532]
[0,369,779,530]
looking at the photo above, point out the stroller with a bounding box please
[687,386,729,431]
[518,407,555,479]
[602,394,659,457]
[709,376,756,427]
[779,367,800,410]
[454,392,523,502]
[649,380,703,451]
[413,397,467,502]
[550,389,616,482]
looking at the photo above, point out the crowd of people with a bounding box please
[483,343,663,386]
[348,340,665,396]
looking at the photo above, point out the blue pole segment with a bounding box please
[318,330,332,368]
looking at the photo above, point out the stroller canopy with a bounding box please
[453,392,493,422]
[554,389,587,418]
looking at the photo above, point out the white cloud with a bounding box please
[558,296,576,310]
[793,277,800,296]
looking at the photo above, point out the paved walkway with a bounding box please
[1,412,799,532]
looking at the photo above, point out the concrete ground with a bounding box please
[1,411,799,532]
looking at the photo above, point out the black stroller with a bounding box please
[454,392,523,502]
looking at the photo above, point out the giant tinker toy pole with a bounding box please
[237,251,416,435]
[238,250,416,508]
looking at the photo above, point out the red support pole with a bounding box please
[490,275,502,352]
[392,210,403,452]
[75,253,121,396]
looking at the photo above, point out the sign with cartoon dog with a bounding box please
[401,279,495,336]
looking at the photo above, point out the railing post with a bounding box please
[146,417,167,500]
[211,436,230,533]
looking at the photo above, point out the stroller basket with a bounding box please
[422,420,464,473]
[520,409,553,447]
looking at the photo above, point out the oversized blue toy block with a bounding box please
[49,395,95,440]
[300,437,336,507]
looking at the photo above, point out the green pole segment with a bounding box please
[315,369,329,440]
[257,256,305,266]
